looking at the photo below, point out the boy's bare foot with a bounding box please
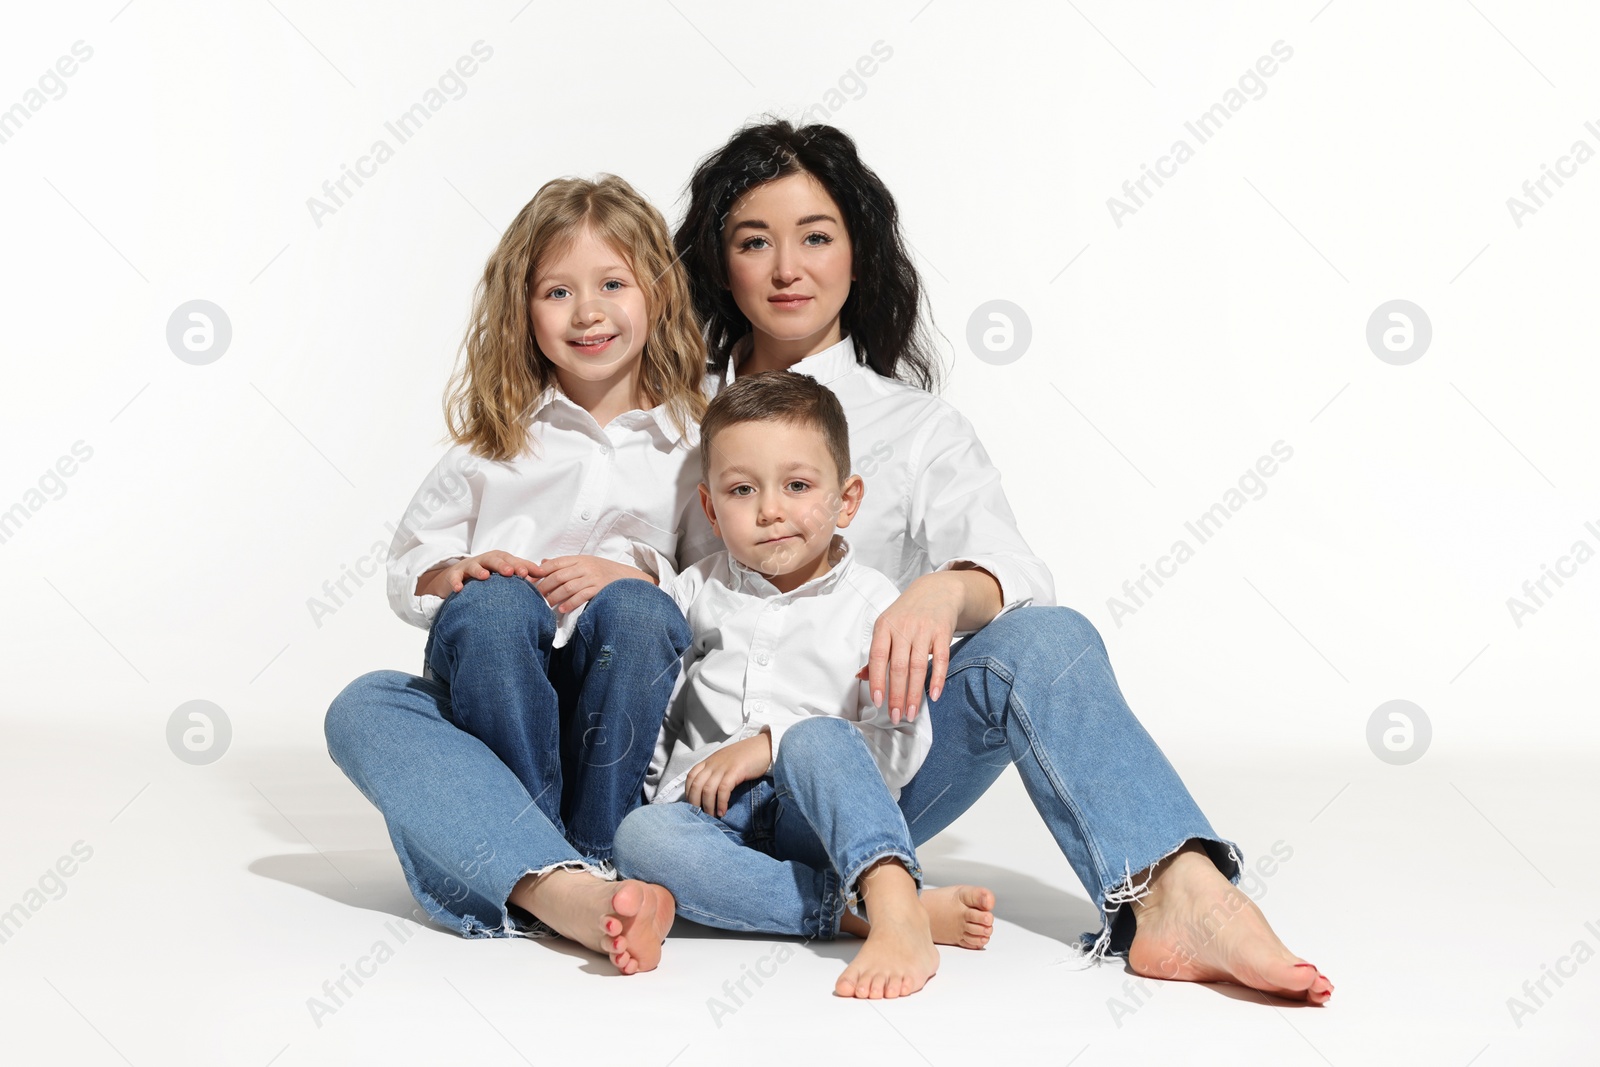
[841,884,995,949]
[510,869,676,975]
[835,860,941,999]
[921,885,995,949]
[1126,843,1332,1005]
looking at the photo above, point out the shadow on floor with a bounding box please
[250,849,432,927]
[917,837,1101,946]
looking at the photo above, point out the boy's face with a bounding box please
[700,418,864,593]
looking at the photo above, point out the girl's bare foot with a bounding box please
[510,870,676,975]
[840,884,995,949]
[834,860,941,999]
[1126,843,1332,1005]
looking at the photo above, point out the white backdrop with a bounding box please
[4,0,1594,758]
[2,2,1597,1061]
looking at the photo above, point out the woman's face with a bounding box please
[722,171,854,356]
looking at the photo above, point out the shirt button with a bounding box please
[602,445,613,457]
[580,509,593,521]
[755,652,770,666]
[753,701,766,714]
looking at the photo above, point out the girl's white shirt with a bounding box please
[695,333,1056,616]
[385,387,717,647]
[647,535,932,804]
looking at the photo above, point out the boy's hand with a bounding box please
[416,551,541,599]
[529,555,656,613]
[684,732,772,818]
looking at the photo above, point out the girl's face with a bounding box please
[723,172,854,355]
[528,224,650,391]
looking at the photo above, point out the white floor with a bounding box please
[1,719,1594,1065]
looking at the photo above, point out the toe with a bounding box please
[611,881,643,918]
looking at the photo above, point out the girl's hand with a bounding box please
[416,550,541,599]
[529,555,656,613]
[864,568,1000,723]
[684,733,772,818]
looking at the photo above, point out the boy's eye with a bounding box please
[730,485,753,496]
[787,480,810,493]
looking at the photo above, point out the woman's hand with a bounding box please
[416,550,540,600]
[529,555,656,613]
[864,567,1002,722]
[684,733,772,818]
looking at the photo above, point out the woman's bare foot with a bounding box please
[1126,843,1332,1005]
[840,885,995,949]
[510,869,676,975]
[834,860,941,999]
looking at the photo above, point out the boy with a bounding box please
[613,370,994,1000]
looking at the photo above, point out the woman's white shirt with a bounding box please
[701,334,1056,620]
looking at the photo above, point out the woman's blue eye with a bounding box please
[740,236,770,251]
[804,232,832,246]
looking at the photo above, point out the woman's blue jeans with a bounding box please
[612,716,924,939]
[326,598,1235,954]
[323,576,690,937]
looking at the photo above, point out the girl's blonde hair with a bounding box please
[445,174,707,460]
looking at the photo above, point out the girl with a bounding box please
[628,119,1332,1003]
[325,174,712,974]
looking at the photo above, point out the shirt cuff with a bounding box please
[934,557,1034,627]
[758,720,789,770]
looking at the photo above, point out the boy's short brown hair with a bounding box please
[699,370,852,484]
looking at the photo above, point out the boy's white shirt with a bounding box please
[385,387,718,647]
[692,333,1055,619]
[646,534,933,805]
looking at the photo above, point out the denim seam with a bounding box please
[956,650,1129,955]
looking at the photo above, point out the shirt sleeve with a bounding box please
[385,447,483,630]
[906,404,1056,620]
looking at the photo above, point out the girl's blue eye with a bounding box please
[602,279,623,291]
[547,286,570,299]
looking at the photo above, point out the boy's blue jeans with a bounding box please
[324,575,689,936]
[326,599,1236,954]
[612,716,923,939]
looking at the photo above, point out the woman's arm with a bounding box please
[866,404,1053,719]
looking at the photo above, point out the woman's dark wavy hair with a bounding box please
[676,119,941,391]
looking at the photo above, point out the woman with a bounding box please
[657,119,1331,1003]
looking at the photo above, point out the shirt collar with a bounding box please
[528,386,688,446]
[727,534,854,599]
[724,334,863,388]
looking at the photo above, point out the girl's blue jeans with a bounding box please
[326,599,1237,953]
[613,715,924,940]
[324,575,689,936]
